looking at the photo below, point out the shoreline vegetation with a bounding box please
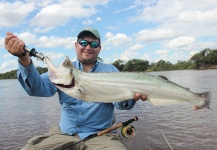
[1,48,217,79]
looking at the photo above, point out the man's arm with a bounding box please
[17,61,57,97]
[5,32,57,97]
[114,93,147,110]
[5,32,31,66]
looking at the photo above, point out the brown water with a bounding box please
[0,70,217,150]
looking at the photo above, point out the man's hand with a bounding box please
[134,93,147,101]
[5,32,31,66]
[5,32,25,55]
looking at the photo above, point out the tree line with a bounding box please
[1,48,217,79]
[0,67,48,79]
[112,48,217,71]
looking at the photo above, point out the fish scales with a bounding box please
[77,71,195,102]
[45,56,211,110]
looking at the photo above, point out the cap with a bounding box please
[77,27,100,40]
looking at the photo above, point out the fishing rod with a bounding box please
[61,116,138,150]
[22,46,48,61]
[21,47,139,149]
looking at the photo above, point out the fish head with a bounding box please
[45,56,75,88]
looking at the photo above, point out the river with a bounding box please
[0,69,217,150]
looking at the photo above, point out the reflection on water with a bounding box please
[0,70,217,150]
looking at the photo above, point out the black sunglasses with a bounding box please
[78,40,100,48]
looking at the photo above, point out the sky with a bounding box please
[1,0,217,73]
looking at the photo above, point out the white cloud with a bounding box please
[189,50,198,57]
[126,44,145,51]
[96,17,102,21]
[30,1,97,32]
[118,43,145,62]
[133,1,183,22]
[1,0,217,73]
[33,27,54,33]
[79,0,110,6]
[44,52,65,60]
[114,5,137,14]
[0,59,17,73]
[0,1,35,27]
[134,0,217,22]
[106,26,119,30]
[105,32,114,38]
[30,52,66,68]
[178,9,217,24]
[170,51,189,62]
[191,41,217,52]
[120,50,139,62]
[0,37,4,49]
[36,36,76,49]
[3,53,12,58]
[141,53,151,62]
[165,36,195,49]
[136,29,174,42]
[16,32,76,49]
[82,19,94,25]
[156,50,170,55]
[17,32,38,45]
[105,33,132,47]
[131,0,217,41]
[25,0,55,7]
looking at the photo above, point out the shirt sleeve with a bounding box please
[113,99,137,110]
[17,60,57,97]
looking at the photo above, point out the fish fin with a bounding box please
[159,75,168,80]
[158,75,191,91]
[194,91,211,109]
[78,88,85,96]
[149,98,187,106]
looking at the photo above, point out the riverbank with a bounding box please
[207,65,217,69]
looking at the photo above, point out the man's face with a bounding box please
[75,36,101,64]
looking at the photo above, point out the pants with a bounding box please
[20,126,127,150]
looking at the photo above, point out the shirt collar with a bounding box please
[75,60,99,72]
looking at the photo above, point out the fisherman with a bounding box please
[5,27,147,150]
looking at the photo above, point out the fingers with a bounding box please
[193,105,199,111]
[5,33,16,46]
[134,93,147,101]
[6,32,14,36]
[5,32,25,56]
[141,95,147,101]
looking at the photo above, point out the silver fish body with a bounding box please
[45,56,210,110]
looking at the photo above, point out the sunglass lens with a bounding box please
[79,40,88,47]
[91,42,99,48]
[79,40,99,48]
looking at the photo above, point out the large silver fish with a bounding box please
[45,56,210,110]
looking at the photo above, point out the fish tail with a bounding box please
[204,91,211,109]
[196,91,211,109]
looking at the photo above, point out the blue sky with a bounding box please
[1,0,217,73]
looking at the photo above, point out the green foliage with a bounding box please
[123,59,149,72]
[1,48,217,79]
[151,60,173,71]
[36,67,48,74]
[112,59,125,71]
[190,48,217,69]
[173,61,197,70]
[204,49,217,65]
[0,70,17,79]
[97,57,103,62]
[0,67,48,80]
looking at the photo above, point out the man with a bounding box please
[5,27,147,150]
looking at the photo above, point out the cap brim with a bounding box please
[77,30,100,40]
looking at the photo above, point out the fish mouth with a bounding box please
[53,78,75,88]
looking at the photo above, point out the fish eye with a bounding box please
[63,61,71,67]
